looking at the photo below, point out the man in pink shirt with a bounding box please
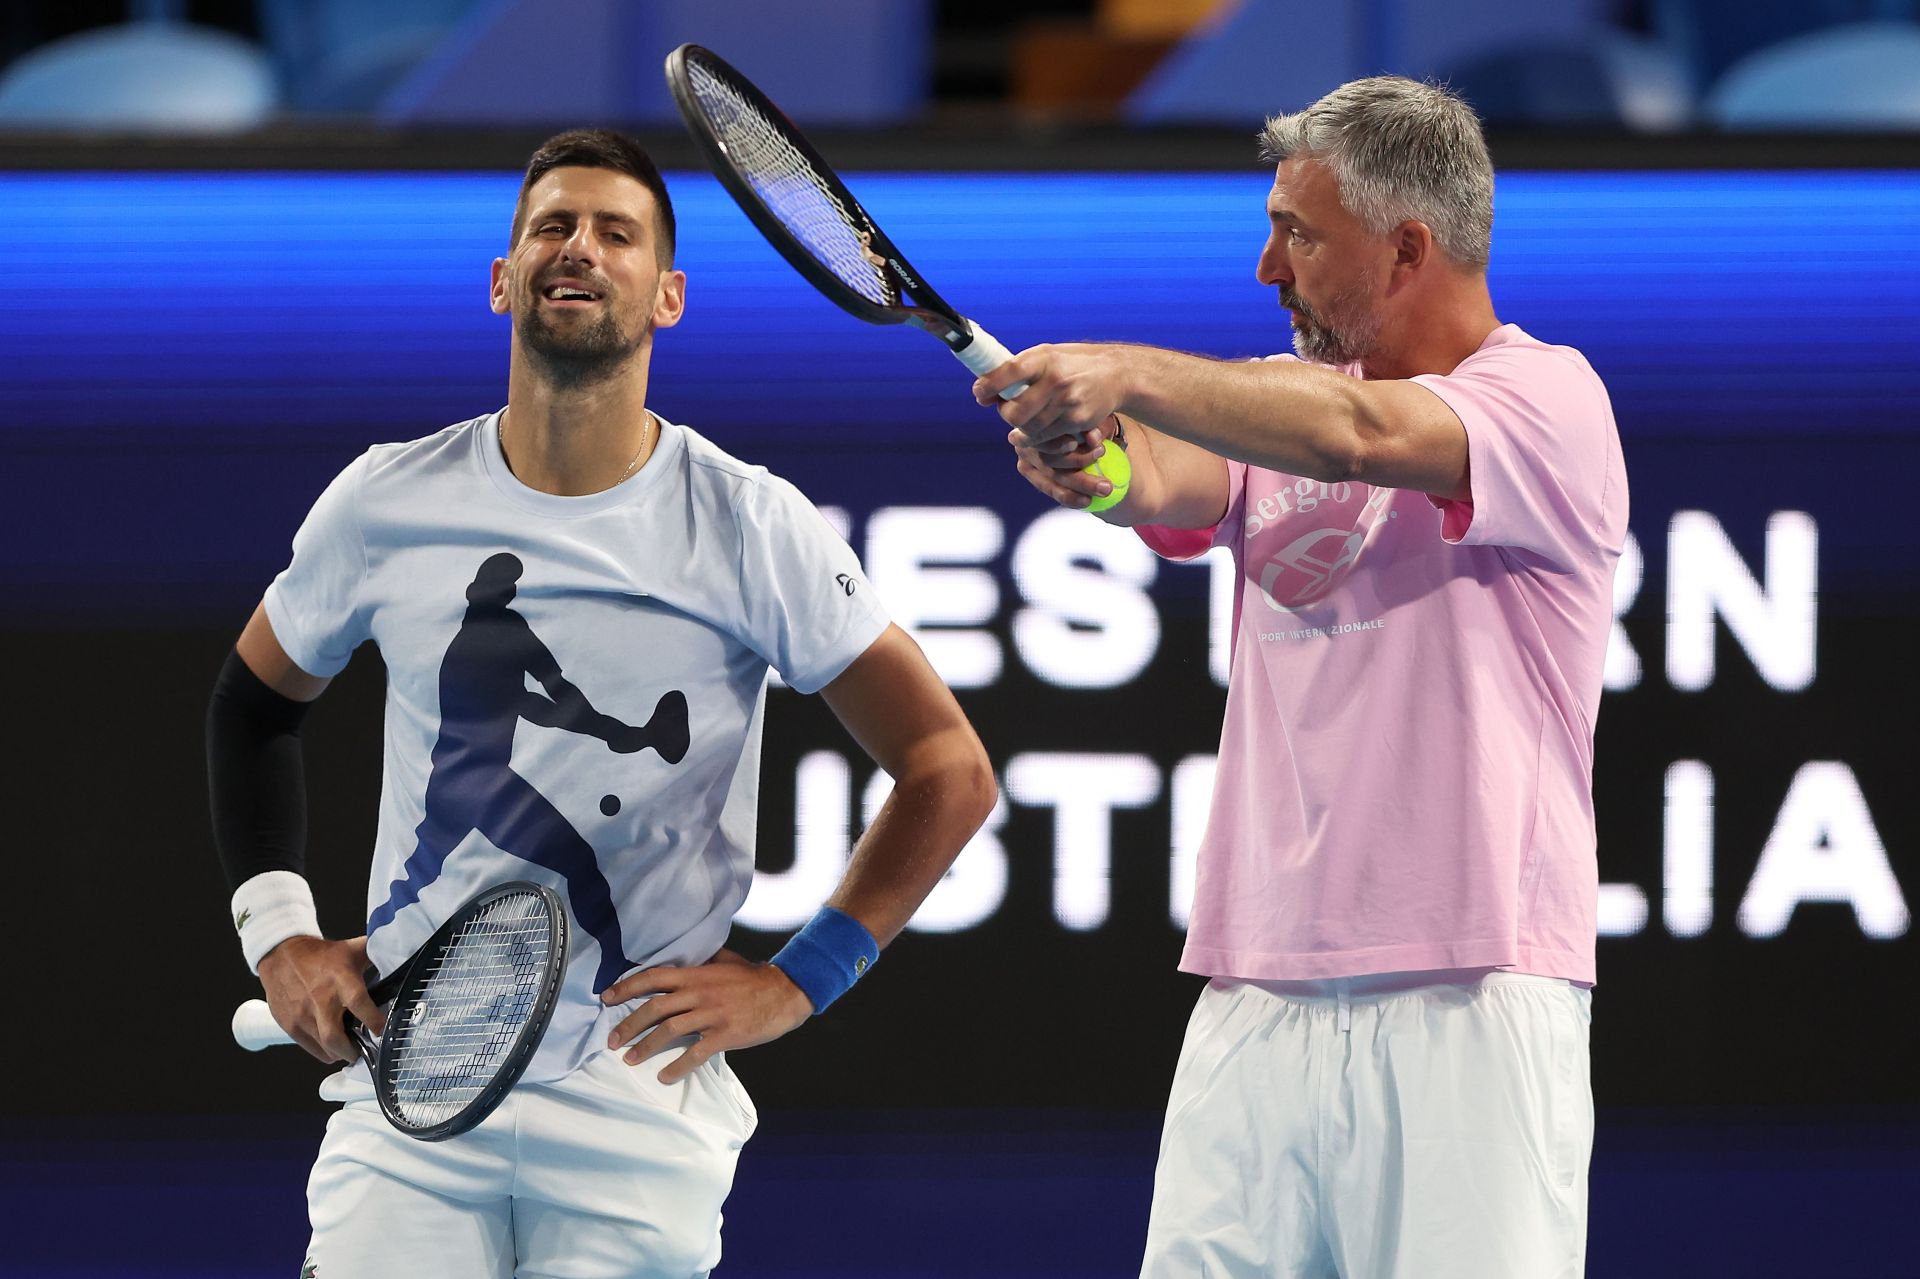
[978,78,1626,1278]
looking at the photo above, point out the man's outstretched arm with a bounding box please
[600,623,997,1082]
[978,342,1470,503]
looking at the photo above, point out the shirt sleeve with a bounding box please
[262,453,373,678]
[735,474,892,694]
[1411,345,1618,573]
[1136,458,1248,561]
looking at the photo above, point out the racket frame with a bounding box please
[665,43,984,355]
[369,880,570,1142]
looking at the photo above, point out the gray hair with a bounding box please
[1259,77,1494,270]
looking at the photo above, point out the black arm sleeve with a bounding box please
[206,648,313,891]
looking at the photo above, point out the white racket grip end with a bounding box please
[233,999,294,1051]
[953,323,1031,399]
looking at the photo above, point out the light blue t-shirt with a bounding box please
[265,409,890,1084]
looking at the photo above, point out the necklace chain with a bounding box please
[612,413,652,484]
[501,411,652,489]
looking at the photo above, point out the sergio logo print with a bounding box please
[1247,482,1396,611]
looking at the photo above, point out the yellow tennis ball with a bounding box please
[1083,443,1131,513]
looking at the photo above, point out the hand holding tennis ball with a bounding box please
[1083,441,1131,513]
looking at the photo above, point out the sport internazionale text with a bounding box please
[1258,619,1387,642]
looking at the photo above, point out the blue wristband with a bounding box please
[770,907,880,1013]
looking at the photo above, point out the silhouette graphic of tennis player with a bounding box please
[367,553,689,990]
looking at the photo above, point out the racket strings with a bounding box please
[684,57,895,307]
[381,891,554,1129]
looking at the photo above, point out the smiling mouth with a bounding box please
[541,284,603,303]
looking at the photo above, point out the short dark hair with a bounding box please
[511,129,677,265]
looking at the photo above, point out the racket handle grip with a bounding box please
[232,999,294,1051]
[958,321,1114,463]
[953,322,1031,399]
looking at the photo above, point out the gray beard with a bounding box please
[520,307,650,389]
[1287,282,1380,366]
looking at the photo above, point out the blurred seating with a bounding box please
[1441,43,1623,125]
[382,0,929,126]
[1705,20,1920,128]
[1594,27,1697,131]
[1126,0,1616,124]
[1011,21,1185,118]
[1007,0,1226,117]
[1126,0,1361,124]
[256,0,477,113]
[1101,0,1224,41]
[0,21,277,131]
[1649,0,1915,98]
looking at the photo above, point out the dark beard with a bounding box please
[520,306,650,389]
[1283,283,1379,366]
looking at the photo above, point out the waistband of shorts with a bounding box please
[1227,967,1574,1002]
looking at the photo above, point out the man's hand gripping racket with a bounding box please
[240,934,385,1064]
[664,44,1130,512]
[232,881,569,1141]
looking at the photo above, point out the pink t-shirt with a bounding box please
[1140,324,1626,983]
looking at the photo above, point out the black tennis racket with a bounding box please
[232,880,569,1142]
[665,43,1116,470]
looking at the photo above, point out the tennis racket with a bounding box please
[232,880,569,1142]
[665,43,1116,470]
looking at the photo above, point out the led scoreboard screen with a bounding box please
[1,168,1913,1115]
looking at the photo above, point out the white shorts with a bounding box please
[303,1047,757,1279]
[1141,971,1593,1279]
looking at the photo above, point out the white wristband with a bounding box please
[230,870,322,973]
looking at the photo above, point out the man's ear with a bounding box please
[652,269,687,331]
[489,257,511,315]
[1393,220,1433,274]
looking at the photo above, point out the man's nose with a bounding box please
[561,226,598,265]
[1255,233,1291,287]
